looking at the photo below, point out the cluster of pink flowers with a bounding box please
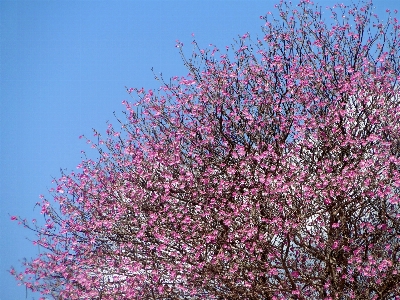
[11,1,400,299]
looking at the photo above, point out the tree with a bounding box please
[11,0,400,299]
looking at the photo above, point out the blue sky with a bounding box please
[1,0,398,299]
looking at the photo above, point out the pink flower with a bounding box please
[291,271,300,278]
[332,241,339,249]
[269,268,278,275]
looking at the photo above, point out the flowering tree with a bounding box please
[11,0,400,299]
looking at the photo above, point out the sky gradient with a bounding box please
[1,1,399,299]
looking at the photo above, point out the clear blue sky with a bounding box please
[1,1,398,299]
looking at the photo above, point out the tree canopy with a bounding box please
[11,1,400,299]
